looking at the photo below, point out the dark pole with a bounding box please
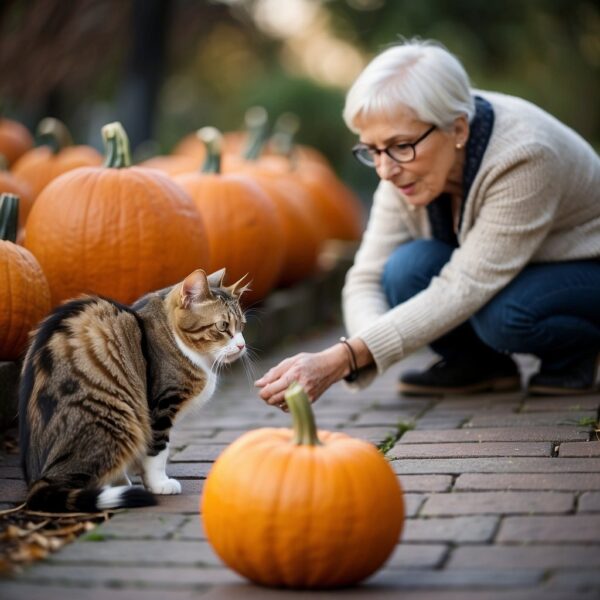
[116,0,171,153]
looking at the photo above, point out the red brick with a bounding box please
[497,514,600,542]
[403,515,499,543]
[391,457,600,475]
[391,442,551,459]
[522,396,600,412]
[579,491,600,512]
[559,441,600,457]
[0,584,199,600]
[170,445,229,462]
[404,493,426,517]
[399,475,453,493]
[386,543,449,569]
[448,544,600,569]
[455,473,600,491]
[399,427,588,444]
[467,411,596,428]
[421,491,574,516]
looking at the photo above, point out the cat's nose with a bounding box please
[237,343,245,351]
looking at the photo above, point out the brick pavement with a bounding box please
[1,325,600,599]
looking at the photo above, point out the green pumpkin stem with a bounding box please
[0,193,19,243]
[198,127,223,174]
[271,113,300,168]
[285,382,322,446]
[101,122,132,168]
[37,117,74,154]
[242,106,269,161]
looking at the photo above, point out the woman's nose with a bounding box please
[376,153,402,181]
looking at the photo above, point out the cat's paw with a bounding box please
[147,478,182,495]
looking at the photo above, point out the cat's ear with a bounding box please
[227,273,252,299]
[207,267,226,289]
[180,269,213,308]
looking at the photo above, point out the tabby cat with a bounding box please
[19,268,248,512]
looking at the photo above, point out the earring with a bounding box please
[455,142,463,149]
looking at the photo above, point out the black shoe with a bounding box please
[527,353,600,396]
[398,354,521,396]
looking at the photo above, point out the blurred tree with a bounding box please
[1,0,597,196]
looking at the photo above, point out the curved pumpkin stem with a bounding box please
[198,127,223,174]
[102,122,132,168]
[0,193,19,243]
[284,382,322,446]
[37,117,74,154]
[271,112,300,168]
[242,106,269,161]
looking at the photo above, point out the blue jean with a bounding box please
[382,239,600,370]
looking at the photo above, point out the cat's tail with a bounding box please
[26,481,157,513]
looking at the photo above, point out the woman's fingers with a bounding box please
[254,356,296,387]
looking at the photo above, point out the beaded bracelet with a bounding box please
[339,336,359,383]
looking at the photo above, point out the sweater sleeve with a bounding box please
[347,145,561,383]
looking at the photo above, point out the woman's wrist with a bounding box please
[323,337,374,384]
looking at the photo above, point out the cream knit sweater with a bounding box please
[342,91,600,387]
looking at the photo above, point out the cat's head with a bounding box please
[167,268,249,367]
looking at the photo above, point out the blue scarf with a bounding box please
[426,96,495,247]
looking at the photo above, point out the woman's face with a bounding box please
[356,107,469,207]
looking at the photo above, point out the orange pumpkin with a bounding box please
[220,112,324,287]
[202,382,404,589]
[11,118,102,198]
[175,127,284,305]
[0,194,51,360]
[25,122,210,306]
[0,158,34,232]
[139,154,201,176]
[0,118,34,166]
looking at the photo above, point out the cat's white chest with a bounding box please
[193,368,217,408]
[174,334,218,409]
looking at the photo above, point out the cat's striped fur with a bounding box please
[19,268,247,512]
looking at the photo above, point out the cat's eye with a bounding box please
[216,321,229,332]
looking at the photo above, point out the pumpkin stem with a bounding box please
[284,382,322,446]
[242,106,269,161]
[271,113,300,156]
[36,117,74,154]
[0,193,19,243]
[101,122,132,168]
[198,127,223,173]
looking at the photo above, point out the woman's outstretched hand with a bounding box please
[254,345,349,410]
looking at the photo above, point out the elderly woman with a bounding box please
[256,39,600,407]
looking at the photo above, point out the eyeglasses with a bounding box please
[352,125,437,167]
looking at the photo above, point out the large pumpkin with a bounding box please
[0,194,51,360]
[11,118,102,198]
[0,118,33,166]
[175,127,284,305]
[25,122,210,306]
[221,112,324,287]
[202,383,404,589]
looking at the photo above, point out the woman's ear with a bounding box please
[454,115,469,148]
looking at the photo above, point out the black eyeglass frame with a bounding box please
[352,124,437,167]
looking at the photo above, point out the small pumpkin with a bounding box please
[175,127,284,305]
[0,193,51,360]
[25,122,210,306]
[0,117,34,166]
[11,118,102,198]
[202,382,405,589]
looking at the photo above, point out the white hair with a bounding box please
[343,39,475,133]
